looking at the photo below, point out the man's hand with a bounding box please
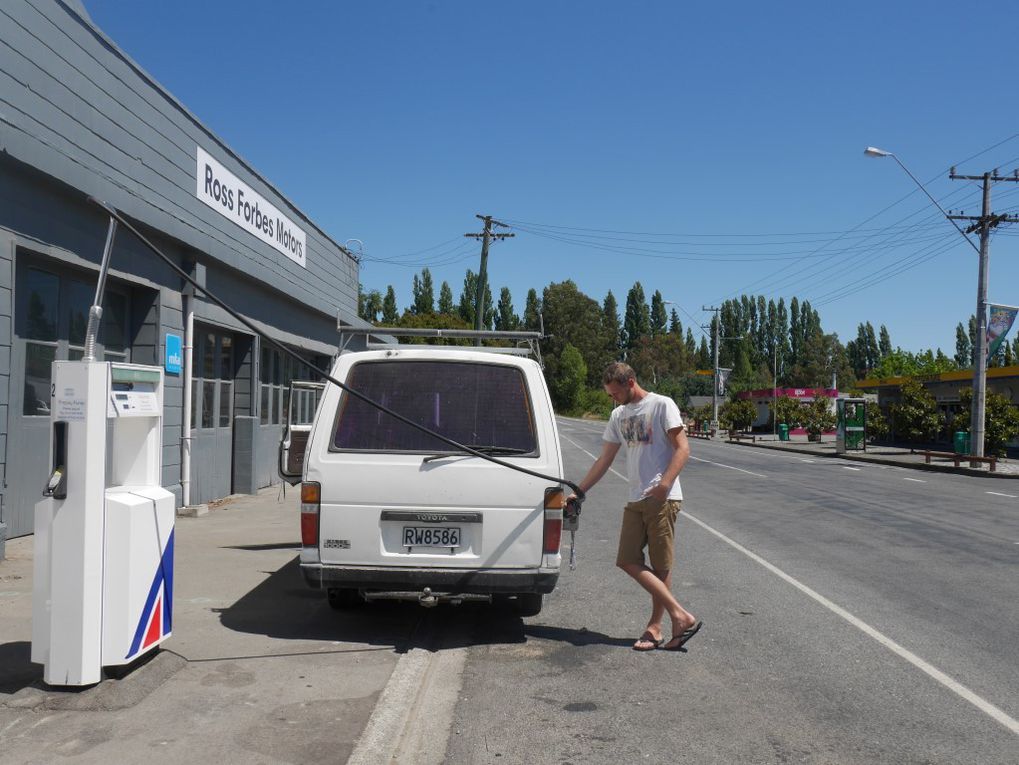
[644,480,672,503]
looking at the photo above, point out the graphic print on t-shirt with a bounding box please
[620,414,653,445]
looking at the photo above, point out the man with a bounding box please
[572,362,702,652]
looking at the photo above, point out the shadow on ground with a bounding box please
[0,641,40,695]
[215,554,542,653]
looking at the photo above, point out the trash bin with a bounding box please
[953,431,970,454]
[778,423,790,442]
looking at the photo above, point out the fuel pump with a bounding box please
[31,220,175,686]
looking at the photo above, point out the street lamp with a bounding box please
[864,146,987,457]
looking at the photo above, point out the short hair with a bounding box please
[602,362,636,386]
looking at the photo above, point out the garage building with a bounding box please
[0,0,367,552]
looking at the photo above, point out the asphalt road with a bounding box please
[443,417,1019,764]
[4,419,1019,764]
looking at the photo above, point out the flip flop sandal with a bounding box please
[632,633,664,651]
[663,620,703,652]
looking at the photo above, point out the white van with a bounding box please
[279,338,566,616]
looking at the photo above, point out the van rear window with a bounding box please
[332,361,537,453]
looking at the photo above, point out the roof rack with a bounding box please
[336,326,545,365]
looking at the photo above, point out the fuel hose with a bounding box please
[89,198,585,500]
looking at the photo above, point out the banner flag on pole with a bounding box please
[717,368,732,396]
[986,304,1019,361]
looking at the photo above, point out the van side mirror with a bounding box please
[278,381,325,486]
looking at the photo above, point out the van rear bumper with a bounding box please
[302,563,559,594]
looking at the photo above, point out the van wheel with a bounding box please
[326,588,362,610]
[511,593,543,617]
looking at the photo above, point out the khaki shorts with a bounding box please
[616,497,681,571]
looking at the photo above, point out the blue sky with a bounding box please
[84,0,1019,354]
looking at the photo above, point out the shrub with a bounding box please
[889,378,944,443]
[720,399,757,431]
[802,396,836,438]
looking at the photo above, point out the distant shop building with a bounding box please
[0,1,370,545]
[737,387,838,429]
[857,365,1019,438]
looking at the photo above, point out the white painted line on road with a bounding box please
[801,459,815,463]
[842,466,861,471]
[986,491,1018,499]
[680,511,1019,737]
[903,478,926,483]
[560,430,769,480]
[689,456,767,478]
[560,433,629,482]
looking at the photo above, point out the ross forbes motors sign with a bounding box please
[196,146,306,268]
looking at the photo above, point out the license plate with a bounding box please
[403,526,461,548]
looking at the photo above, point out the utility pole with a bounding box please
[702,306,721,428]
[465,215,514,345]
[948,168,1019,458]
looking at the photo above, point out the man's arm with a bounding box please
[646,426,689,502]
[573,440,622,496]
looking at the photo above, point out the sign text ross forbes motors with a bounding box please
[196,146,306,268]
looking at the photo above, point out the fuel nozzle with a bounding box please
[563,495,582,532]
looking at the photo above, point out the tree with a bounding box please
[697,336,711,369]
[669,309,682,335]
[458,269,493,328]
[549,343,587,412]
[720,398,757,431]
[650,290,668,336]
[623,282,650,349]
[603,291,622,355]
[394,309,472,345]
[871,348,956,378]
[359,287,382,323]
[955,388,1019,456]
[771,396,804,428]
[494,287,519,330]
[879,325,892,358]
[801,396,837,440]
[889,378,944,443]
[438,281,455,315]
[412,268,435,314]
[627,333,692,387]
[685,328,697,359]
[540,280,615,390]
[382,286,398,324]
[955,322,972,368]
[789,296,801,369]
[522,288,542,332]
[864,322,880,369]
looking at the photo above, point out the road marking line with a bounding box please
[801,459,815,463]
[688,456,767,478]
[561,429,768,479]
[680,511,1019,736]
[903,478,926,483]
[842,466,861,471]
[986,491,1018,499]
[559,433,628,482]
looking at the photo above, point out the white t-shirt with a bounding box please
[603,392,685,501]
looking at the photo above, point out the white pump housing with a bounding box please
[32,361,175,686]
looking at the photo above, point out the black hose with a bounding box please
[88,198,585,500]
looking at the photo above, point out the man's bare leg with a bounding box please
[619,563,695,647]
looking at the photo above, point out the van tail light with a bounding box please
[543,487,565,554]
[301,481,321,547]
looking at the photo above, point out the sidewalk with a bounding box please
[719,433,1019,477]
[0,487,408,764]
